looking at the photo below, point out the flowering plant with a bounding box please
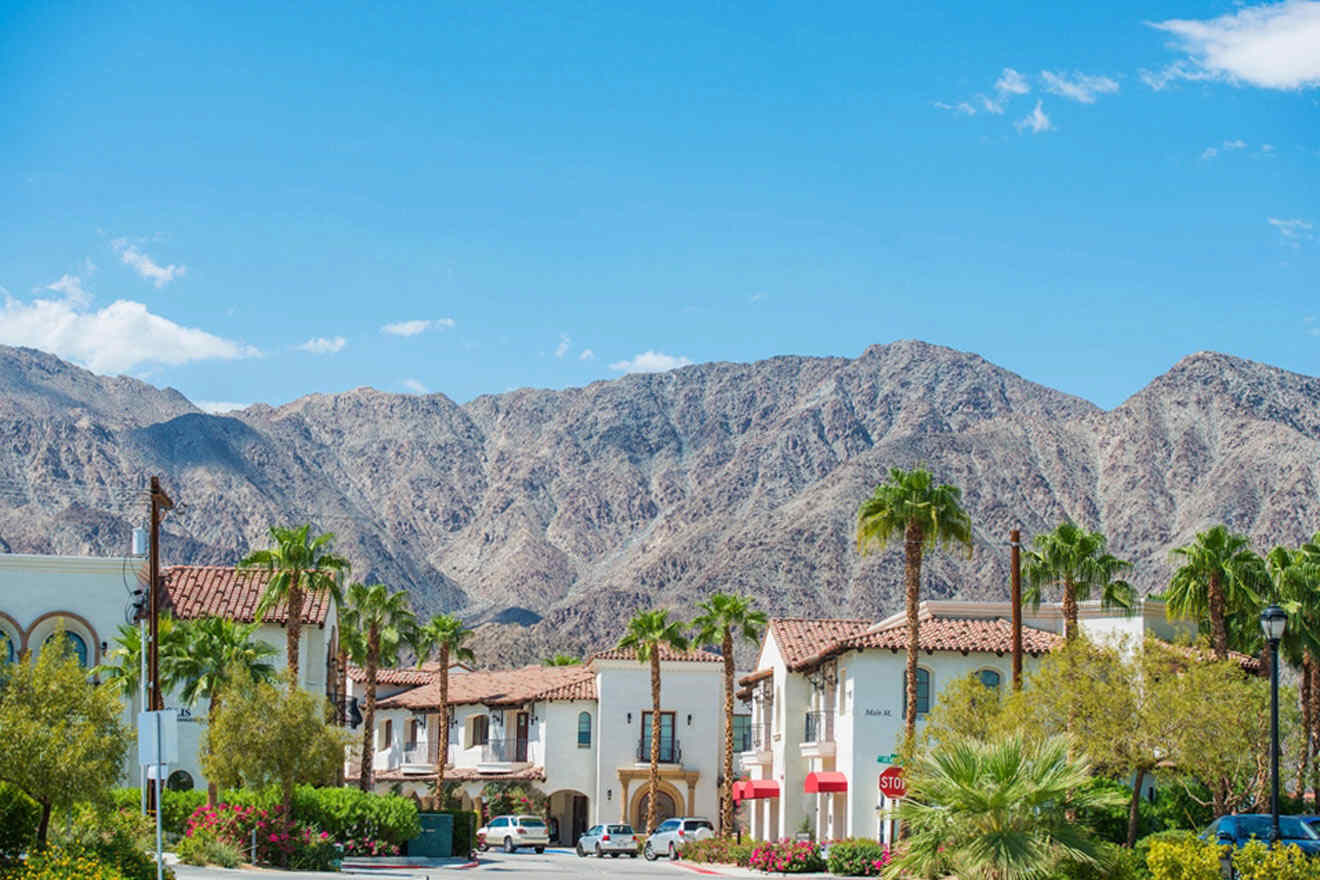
[183,803,332,867]
[748,839,827,874]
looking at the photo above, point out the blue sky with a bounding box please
[1,0,1316,411]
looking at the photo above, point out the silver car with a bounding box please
[642,817,715,861]
[575,823,639,858]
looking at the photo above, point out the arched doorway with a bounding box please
[547,789,590,845]
[633,788,678,832]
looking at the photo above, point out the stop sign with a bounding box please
[878,765,905,798]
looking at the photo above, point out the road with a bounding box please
[173,848,733,879]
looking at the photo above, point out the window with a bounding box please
[166,770,194,791]
[685,820,713,832]
[407,720,419,748]
[577,711,592,748]
[639,711,677,762]
[1,633,13,664]
[44,631,88,667]
[732,714,752,753]
[383,719,393,748]
[901,668,931,719]
[978,669,1001,690]
[472,715,490,746]
[490,817,507,828]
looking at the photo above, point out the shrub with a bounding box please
[288,828,338,872]
[1075,777,1163,844]
[1145,837,1223,880]
[1053,841,1146,880]
[175,835,240,869]
[48,805,168,880]
[680,838,756,866]
[216,785,419,846]
[4,847,127,880]
[108,789,206,837]
[826,838,890,876]
[1134,829,1197,870]
[1233,839,1320,880]
[0,783,40,865]
[748,840,826,874]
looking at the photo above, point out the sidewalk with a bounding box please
[672,864,835,879]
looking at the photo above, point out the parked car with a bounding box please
[575,823,639,858]
[476,815,550,853]
[1201,814,1320,854]
[642,817,715,861]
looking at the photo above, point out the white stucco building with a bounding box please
[734,598,1198,844]
[0,554,338,792]
[367,646,727,844]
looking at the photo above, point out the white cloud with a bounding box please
[608,350,694,374]
[934,101,978,115]
[1145,0,1320,90]
[1261,143,1276,153]
[579,348,596,361]
[978,94,1005,114]
[1015,100,1054,134]
[113,240,185,288]
[402,378,429,394]
[196,401,249,414]
[0,291,259,374]
[381,318,454,336]
[1224,139,1248,150]
[1040,70,1120,103]
[554,334,571,358]
[296,336,347,354]
[1269,217,1314,243]
[43,274,91,307]
[996,67,1031,96]
[1201,147,1219,159]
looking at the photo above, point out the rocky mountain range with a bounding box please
[2,340,1319,666]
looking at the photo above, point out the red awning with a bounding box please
[734,780,781,802]
[804,771,848,793]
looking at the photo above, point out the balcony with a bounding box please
[635,737,682,765]
[477,736,535,773]
[740,724,773,771]
[398,746,434,775]
[800,711,836,759]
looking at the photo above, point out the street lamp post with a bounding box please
[1261,604,1287,846]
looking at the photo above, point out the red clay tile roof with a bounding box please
[374,766,547,783]
[157,566,331,626]
[768,618,871,671]
[837,616,1061,657]
[348,663,443,686]
[378,665,596,711]
[588,645,724,663]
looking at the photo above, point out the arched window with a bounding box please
[45,631,88,667]
[978,669,1001,690]
[1,633,13,664]
[577,711,592,747]
[901,668,932,719]
[167,770,195,791]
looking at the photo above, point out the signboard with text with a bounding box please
[878,765,906,799]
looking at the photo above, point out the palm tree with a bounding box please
[1165,525,1266,660]
[169,616,278,804]
[413,614,475,792]
[692,593,767,837]
[344,582,417,792]
[94,617,184,702]
[240,524,349,687]
[324,567,356,726]
[885,733,1124,880]
[618,609,689,834]
[1023,521,1134,641]
[857,467,973,749]
[542,654,582,666]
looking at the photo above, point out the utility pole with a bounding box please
[1010,528,1023,691]
[146,476,173,816]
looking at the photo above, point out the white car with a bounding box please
[477,815,550,853]
[642,817,715,861]
[576,823,639,858]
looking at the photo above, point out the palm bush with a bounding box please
[885,733,1123,880]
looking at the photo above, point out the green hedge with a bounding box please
[109,789,206,837]
[0,783,39,865]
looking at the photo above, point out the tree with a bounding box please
[1165,525,1266,660]
[343,583,417,791]
[617,609,689,833]
[240,524,349,686]
[857,467,972,749]
[324,568,355,726]
[0,629,131,845]
[692,593,767,837]
[169,616,278,804]
[885,733,1123,880]
[92,616,184,700]
[202,669,349,817]
[413,614,475,793]
[542,654,581,666]
[1023,521,1134,641]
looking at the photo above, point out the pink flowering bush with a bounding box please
[339,837,401,858]
[182,803,334,868]
[748,839,827,874]
[825,838,891,876]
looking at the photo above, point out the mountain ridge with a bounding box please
[1,340,1317,665]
